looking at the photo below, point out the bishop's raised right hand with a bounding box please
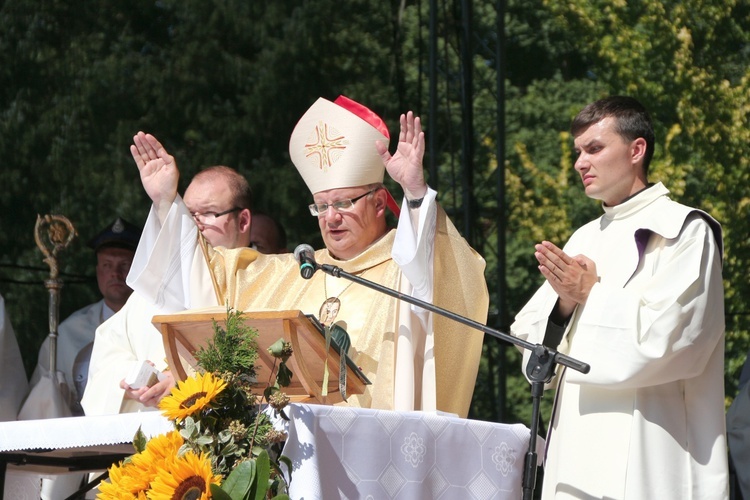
[130,132,179,217]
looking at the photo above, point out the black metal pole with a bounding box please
[428,0,439,187]
[459,0,475,245]
[495,0,508,425]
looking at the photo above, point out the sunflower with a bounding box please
[139,431,184,463]
[97,482,149,500]
[146,451,221,500]
[158,372,227,422]
[128,430,184,481]
[97,482,148,500]
[97,459,149,499]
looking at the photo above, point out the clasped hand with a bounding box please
[535,241,598,319]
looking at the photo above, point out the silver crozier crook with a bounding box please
[33,214,76,375]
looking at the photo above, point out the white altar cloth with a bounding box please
[0,411,171,499]
[279,403,542,500]
[0,411,171,456]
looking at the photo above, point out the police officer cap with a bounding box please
[87,217,141,253]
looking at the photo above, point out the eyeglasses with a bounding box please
[190,207,242,225]
[308,187,380,217]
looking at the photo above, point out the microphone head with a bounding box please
[294,243,315,264]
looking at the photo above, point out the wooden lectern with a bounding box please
[152,309,370,405]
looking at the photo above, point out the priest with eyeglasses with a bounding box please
[126,96,488,417]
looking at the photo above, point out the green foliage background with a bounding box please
[1,0,748,426]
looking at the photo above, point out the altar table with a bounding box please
[0,405,541,500]
[278,404,542,500]
[0,411,170,499]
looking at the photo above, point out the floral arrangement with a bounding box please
[97,308,294,500]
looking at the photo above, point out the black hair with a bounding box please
[571,96,655,176]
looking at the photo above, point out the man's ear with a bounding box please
[239,209,252,234]
[374,189,388,217]
[631,137,647,164]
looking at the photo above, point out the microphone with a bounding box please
[293,244,317,279]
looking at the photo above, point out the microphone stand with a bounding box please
[314,262,589,500]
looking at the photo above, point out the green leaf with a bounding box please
[264,385,278,402]
[277,455,293,483]
[195,307,259,375]
[268,338,286,357]
[276,363,293,387]
[250,450,271,500]
[132,426,148,454]
[221,459,255,500]
[195,435,215,446]
[210,483,233,500]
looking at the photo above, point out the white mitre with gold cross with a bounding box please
[289,95,391,195]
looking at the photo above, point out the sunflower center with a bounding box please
[180,392,207,409]
[172,475,206,500]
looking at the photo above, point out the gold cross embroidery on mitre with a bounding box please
[304,121,348,171]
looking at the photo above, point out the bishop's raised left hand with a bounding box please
[376,111,428,201]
